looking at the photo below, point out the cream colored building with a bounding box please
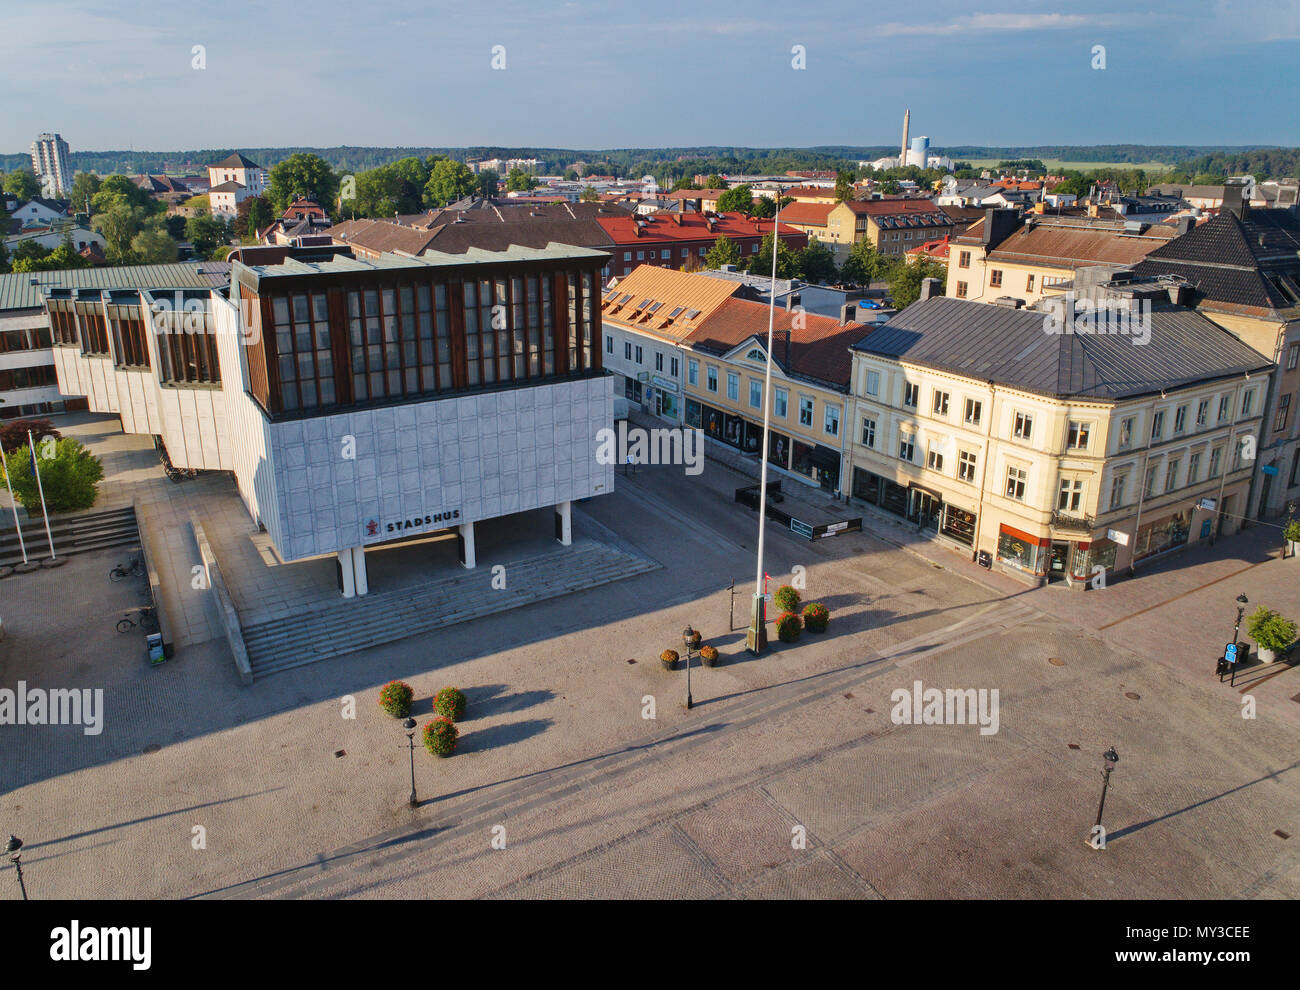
[846,296,1273,587]
[947,209,1176,307]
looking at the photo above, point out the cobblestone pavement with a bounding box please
[1,423,1297,899]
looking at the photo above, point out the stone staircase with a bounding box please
[241,541,661,679]
[0,505,139,568]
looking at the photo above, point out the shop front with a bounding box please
[1134,509,1191,562]
[792,439,841,492]
[907,483,943,534]
[940,504,977,547]
[995,523,1051,580]
[649,374,680,420]
[851,466,909,517]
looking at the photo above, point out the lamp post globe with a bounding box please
[5,835,27,900]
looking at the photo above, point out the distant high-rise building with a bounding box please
[31,132,73,198]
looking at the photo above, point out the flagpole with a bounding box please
[747,196,782,655]
[27,430,55,560]
[0,445,28,565]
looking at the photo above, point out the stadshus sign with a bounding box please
[363,508,462,543]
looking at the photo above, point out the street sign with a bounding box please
[1225,643,1238,664]
[1262,464,1279,476]
[1198,497,1217,511]
[1107,528,1129,546]
[790,518,814,539]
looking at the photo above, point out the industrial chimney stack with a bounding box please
[900,109,910,166]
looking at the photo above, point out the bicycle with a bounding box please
[116,607,157,634]
[109,557,145,581]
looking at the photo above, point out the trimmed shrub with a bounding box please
[802,602,830,633]
[1285,518,1300,544]
[660,649,679,669]
[434,686,468,721]
[423,716,458,757]
[773,585,801,614]
[776,611,802,643]
[1247,607,1297,653]
[377,680,414,718]
[699,645,719,667]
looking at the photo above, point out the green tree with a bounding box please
[94,202,147,262]
[716,184,754,215]
[131,220,178,263]
[579,186,599,203]
[424,158,477,208]
[92,174,156,213]
[887,257,946,308]
[4,169,41,200]
[1,437,104,513]
[839,237,885,285]
[670,177,698,192]
[269,153,339,215]
[11,242,91,273]
[796,237,838,283]
[185,214,228,260]
[704,234,742,269]
[834,170,855,201]
[750,195,792,219]
[877,178,901,195]
[477,168,499,198]
[564,169,579,182]
[235,194,274,239]
[705,173,724,189]
[69,172,102,213]
[746,232,798,279]
[505,167,537,192]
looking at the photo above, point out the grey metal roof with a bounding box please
[0,261,232,313]
[852,296,1273,401]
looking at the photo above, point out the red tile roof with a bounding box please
[777,201,835,227]
[596,211,806,246]
[686,296,868,389]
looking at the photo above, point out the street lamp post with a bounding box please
[1091,748,1119,848]
[5,835,27,900]
[402,717,418,808]
[681,626,695,710]
[1231,593,1248,686]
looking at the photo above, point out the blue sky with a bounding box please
[2,0,1297,152]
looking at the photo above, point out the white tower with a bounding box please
[900,110,910,167]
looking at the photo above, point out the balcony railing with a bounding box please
[1050,509,1096,533]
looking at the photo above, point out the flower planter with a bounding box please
[661,658,676,671]
[700,646,719,668]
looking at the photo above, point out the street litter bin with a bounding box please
[147,632,165,665]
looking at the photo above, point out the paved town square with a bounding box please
[2,423,1297,900]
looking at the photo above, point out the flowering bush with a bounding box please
[699,645,719,667]
[776,611,802,643]
[423,717,458,757]
[434,686,468,721]
[660,649,679,669]
[378,680,414,718]
[802,602,830,633]
[773,585,801,614]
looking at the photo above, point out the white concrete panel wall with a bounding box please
[266,375,616,563]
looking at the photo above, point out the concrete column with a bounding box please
[338,549,356,599]
[458,521,476,569]
[351,545,369,596]
[555,500,572,546]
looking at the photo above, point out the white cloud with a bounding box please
[876,12,1104,37]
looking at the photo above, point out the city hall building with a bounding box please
[46,242,614,595]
